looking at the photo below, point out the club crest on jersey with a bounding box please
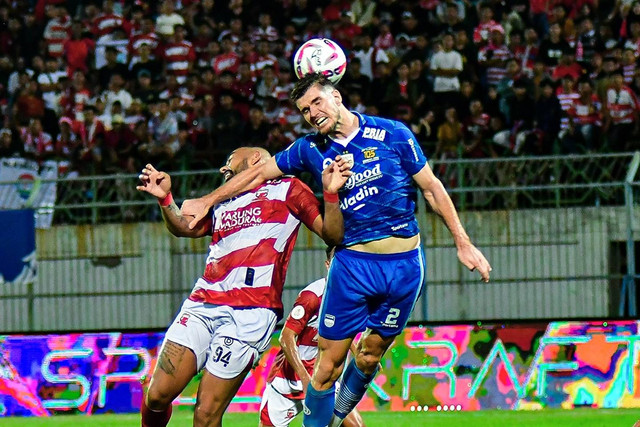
[255,189,269,200]
[362,127,386,141]
[177,313,190,326]
[324,314,335,328]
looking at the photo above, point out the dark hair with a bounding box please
[290,72,334,102]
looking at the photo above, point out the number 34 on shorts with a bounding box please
[211,345,232,367]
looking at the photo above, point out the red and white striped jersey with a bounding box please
[94,13,130,38]
[266,278,325,399]
[163,40,196,80]
[478,44,511,86]
[43,17,70,58]
[568,95,602,126]
[128,32,160,57]
[606,86,639,124]
[189,178,321,315]
[556,88,580,130]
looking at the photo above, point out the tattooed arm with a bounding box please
[137,164,212,238]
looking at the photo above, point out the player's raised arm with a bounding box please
[136,164,211,238]
[413,163,492,282]
[181,156,284,229]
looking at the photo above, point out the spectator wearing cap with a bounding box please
[563,77,603,153]
[508,78,536,153]
[604,69,640,151]
[473,3,498,46]
[64,20,95,75]
[430,33,463,109]
[129,71,151,106]
[399,10,421,40]
[97,46,129,91]
[353,33,390,80]
[55,116,80,160]
[478,25,512,88]
[155,0,185,37]
[43,5,70,59]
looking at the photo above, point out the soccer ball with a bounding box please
[293,38,347,84]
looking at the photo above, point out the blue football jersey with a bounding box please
[274,112,428,246]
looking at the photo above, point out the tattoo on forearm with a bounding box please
[158,341,185,376]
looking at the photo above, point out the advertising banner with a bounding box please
[1,320,639,417]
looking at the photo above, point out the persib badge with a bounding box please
[324,314,335,328]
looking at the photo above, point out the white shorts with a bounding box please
[260,382,303,427]
[260,381,342,426]
[164,299,277,379]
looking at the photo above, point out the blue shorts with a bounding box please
[318,247,426,340]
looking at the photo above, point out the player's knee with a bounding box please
[355,352,380,375]
[145,386,174,410]
[193,400,223,426]
[313,357,344,387]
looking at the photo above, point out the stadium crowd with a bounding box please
[0,0,639,176]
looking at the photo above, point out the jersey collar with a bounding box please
[327,111,364,148]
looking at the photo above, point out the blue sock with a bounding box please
[333,359,378,421]
[302,383,335,427]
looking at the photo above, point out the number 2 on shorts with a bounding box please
[385,308,400,325]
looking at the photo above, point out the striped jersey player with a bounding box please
[136,146,348,427]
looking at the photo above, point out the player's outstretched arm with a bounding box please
[413,163,492,282]
[279,326,312,395]
[181,157,284,230]
[136,164,210,238]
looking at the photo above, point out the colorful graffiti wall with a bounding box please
[1,320,639,417]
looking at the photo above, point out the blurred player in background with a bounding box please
[260,247,365,427]
[135,146,349,427]
[181,73,491,427]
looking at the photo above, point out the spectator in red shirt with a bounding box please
[64,21,95,75]
[213,35,240,76]
[331,11,361,50]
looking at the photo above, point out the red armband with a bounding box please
[323,191,339,204]
[158,192,173,207]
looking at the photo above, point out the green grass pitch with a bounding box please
[2,409,640,427]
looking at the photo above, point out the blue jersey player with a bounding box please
[183,73,491,427]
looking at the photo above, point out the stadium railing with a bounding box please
[0,152,638,332]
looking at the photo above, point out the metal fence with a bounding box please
[0,152,638,333]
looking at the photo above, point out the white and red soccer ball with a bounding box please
[293,38,347,84]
